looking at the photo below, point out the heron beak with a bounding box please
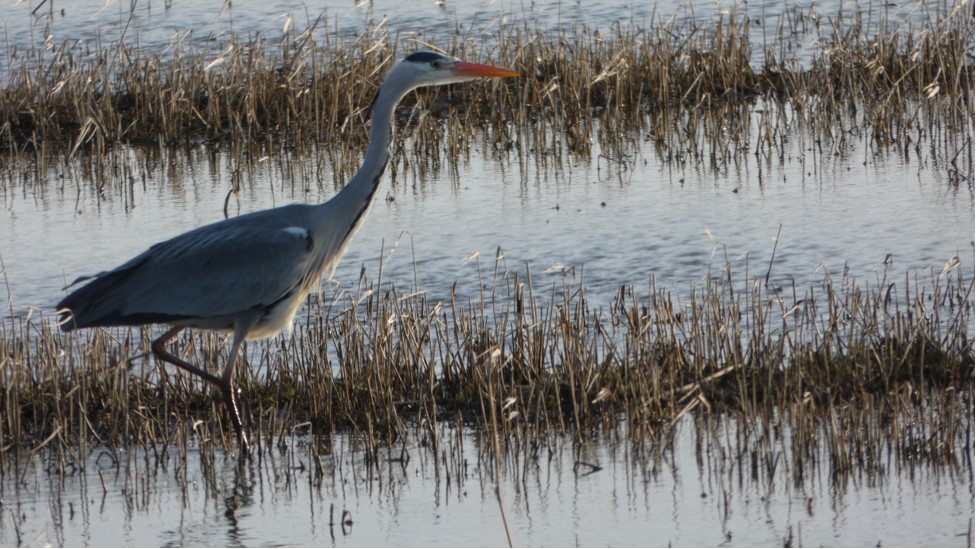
[453,61,519,78]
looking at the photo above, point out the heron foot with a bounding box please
[219,383,250,456]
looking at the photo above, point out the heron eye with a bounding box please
[431,61,441,69]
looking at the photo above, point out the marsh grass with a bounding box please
[0,3,971,184]
[1,253,971,480]
[0,1,972,483]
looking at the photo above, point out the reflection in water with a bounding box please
[0,416,971,547]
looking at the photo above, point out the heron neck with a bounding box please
[330,86,402,214]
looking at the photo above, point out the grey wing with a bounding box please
[134,224,316,316]
[58,221,318,329]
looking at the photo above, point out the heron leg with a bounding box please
[151,325,249,454]
[221,331,249,453]
[151,327,222,386]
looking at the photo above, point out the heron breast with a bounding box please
[247,289,308,340]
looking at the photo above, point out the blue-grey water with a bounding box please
[3,107,971,316]
[0,0,973,547]
[1,419,972,547]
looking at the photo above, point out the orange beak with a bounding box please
[453,61,520,79]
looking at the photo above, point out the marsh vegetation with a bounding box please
[0,0,972,509]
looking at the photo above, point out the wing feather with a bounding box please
[58,205,321,329]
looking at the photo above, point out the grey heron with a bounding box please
[56,51,518,451]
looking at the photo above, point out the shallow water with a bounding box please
[1,105,972,316]
[1,419,972,547]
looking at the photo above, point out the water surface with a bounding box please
[1,419,972,547]
[2,109,971,316]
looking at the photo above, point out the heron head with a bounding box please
[394,51,519,89]
[366,51,517,121]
